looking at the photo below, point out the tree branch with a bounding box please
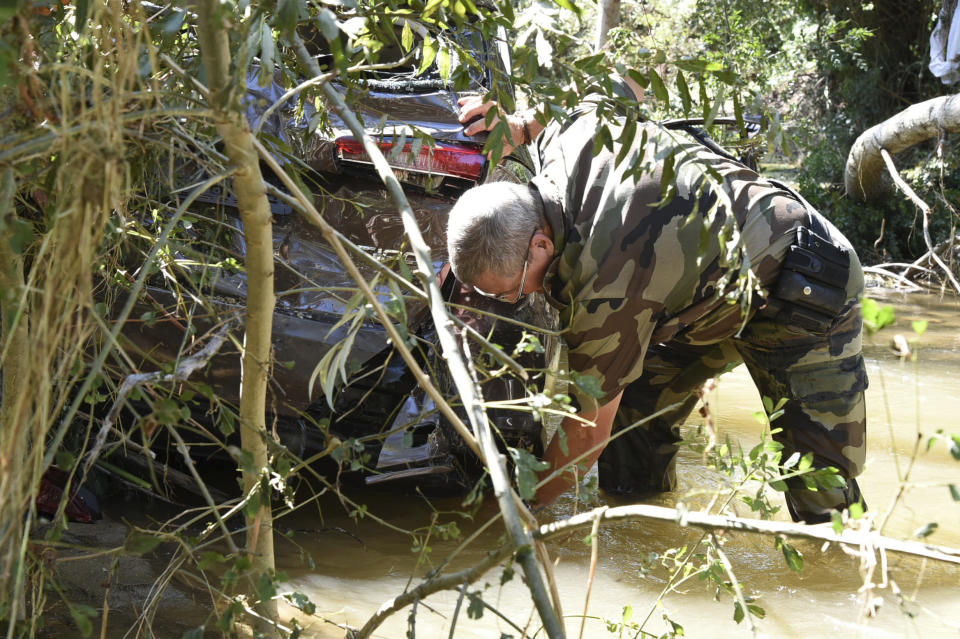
[845,93,960,202]
[538,504,960,565]
[290,38,564,638]
[879,148,960,294]
[83,321,235,476]
[354,502,960,638]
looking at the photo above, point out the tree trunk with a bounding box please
[195,0,277,623]
[845,93,960,202]
[594,0,621,52]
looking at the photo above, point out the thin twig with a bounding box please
[41,170,236,472]
[165,425,240,555]
[578,506,606,639]
[447,581,467,639]
[862,266,924,291]
[82,321,234,476]
[710,533,758,638]
[880,148,960,294]
[290,36,565,639]
[350,548,513,639]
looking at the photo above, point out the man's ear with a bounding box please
[532,231,554,257]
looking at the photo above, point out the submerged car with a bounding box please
[113,18,553,495]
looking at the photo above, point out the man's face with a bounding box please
[470,228,553,305]
[472,262,529,304]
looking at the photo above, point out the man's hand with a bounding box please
[534,391,624,505]
[457,96,543,160]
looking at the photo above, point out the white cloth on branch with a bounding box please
[930,1,960,84]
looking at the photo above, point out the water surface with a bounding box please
[278,291,960,638]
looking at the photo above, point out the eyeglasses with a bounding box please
[473,227,537,304]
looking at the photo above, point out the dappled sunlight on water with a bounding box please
[280,292,960,638]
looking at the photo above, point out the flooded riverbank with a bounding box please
[274,289,960,638]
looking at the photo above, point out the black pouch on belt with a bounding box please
[762,226,851,333]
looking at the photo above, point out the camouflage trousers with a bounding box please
[597,227,868,523]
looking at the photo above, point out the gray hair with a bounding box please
[446,182,543,285]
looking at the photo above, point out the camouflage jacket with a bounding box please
[530,113,814,410]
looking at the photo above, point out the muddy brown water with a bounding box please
[265,290,960,639]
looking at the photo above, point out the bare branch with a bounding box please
[349,547,513,639]
[846,93,960,202]
[290,37,564,638]
[539,504,960,565]
[355,502,960,638]
[879,148,960,294]
[83,321,235,476]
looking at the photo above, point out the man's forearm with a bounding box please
[534,391,623,505]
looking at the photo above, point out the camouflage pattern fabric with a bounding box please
[530,112,867,522]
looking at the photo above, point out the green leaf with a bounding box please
[316,8,340,41]
[704,84,724,128]
[198,551,227,570]
[466,592,485,619]
[862,297,896,334]
[256,572,277,602]
[769,479,787,492]
[648,69,669,108]
[125,532,164,554]
[913,522,938,539]
[911,320,928,336]
[401,21,414,52]
[676,71,692,115]
[572,373,604,399]
[69,603,96,637]
[761,396,775,414]
[549,0,580,14]
[275,0,302,40]
[849,501,864,519]
[418,36,438,76]
[244,491,262,519]
[782,452,800,469]
[218,410,235,437]
[831,510,844,534]
[798,452,813,472]
[55,450,75,470]
[74,0,91,32]
[950,484,960,501]
[615,119,637,167]
[780,541,804,572]
[626,68,649,90]
[733,601,744,624]
[161,9,187,39]
[658,151,676,201]
[259,21,276,87]
[154,397,183,426]
[509,447,550,501]
[592,124,613,156]
[437,46,451,82]
[622,605,633,624]
[286,592,316,615]
[713,68,737,85]
[423,0,444,18]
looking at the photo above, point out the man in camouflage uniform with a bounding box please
[448,99,867,523]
